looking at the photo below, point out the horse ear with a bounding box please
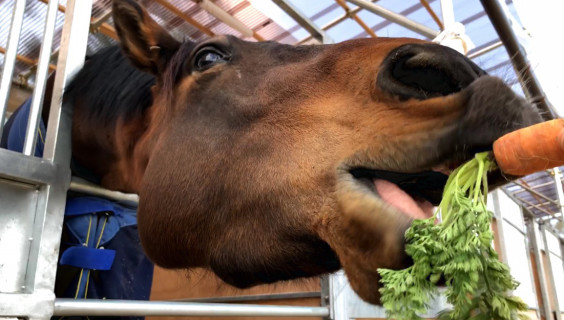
[112,0,181,74]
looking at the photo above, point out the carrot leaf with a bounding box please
[378,152,529,320]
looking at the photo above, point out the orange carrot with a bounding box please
[493,119,564,176]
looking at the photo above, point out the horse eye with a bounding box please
[194,48,228,71]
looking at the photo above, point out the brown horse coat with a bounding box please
[65,0,541,304]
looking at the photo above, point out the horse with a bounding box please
[60,0,542,304]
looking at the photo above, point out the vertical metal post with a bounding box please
[0,0,26,140]
[553,168,564,221]
[43,0,92,162]
[321,272,349,320]
[491,190,510,264]
[525,217,552,320]
[22,0,60,156]
[480,0,555,120]
[561,237,564,272]
[28,0,92,296]
[540,225,562,320]
[439,0,455,29]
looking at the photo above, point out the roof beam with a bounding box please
[271,0,333,43]
[335,0,377,38]
[38,0,118,40]
[194,0,264,41]
[154,0,215,37]
[345,0,439,39]
[419,0,443,30]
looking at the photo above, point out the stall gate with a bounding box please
[0,1,561,320]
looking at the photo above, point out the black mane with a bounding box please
[64,45,155,124]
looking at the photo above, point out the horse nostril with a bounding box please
[378,43,486,100]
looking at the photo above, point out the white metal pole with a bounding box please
[23,0,60,156]
[540,224,562,320]
[43,0,92,162]
[0,0,26,141]
[526,218,553,319]
[53,299,330,317]
[440,0,455,30]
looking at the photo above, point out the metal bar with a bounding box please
[540,224,562,320]
[467,40,503,59]
[38,0,117,40]
[552,168,564,221]
[272,0,332,44]
[346,0,439,39]
[196,0,257,39]
[490,191,510,263]
[527,201,558,210]
[525,218,552,320]
[419,0,444,30]
[53,299,330,317]
[297,8,362,45]
[521,179,558,217]
[439,0,455,29]
[512,180,555,195]
[154,0,215,37]
[518,196,555,217]
[335,0,377,38]
[69,178,139,204]
[0,0,26,142]
[0,149,59,185]
[539,212,562,222]
[0,47,57,71]
[480,0,556,120]
[42,0,91,163]
[90,9,112,30]
[176,292,321,303]
[321,272,349,320]
[22,0,59,156]
[512,181,560,207]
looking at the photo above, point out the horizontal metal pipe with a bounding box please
[346,0,439,39]
[70,178,139,204]
[467,40,503,59]
[53,299,330,317]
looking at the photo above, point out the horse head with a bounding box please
[68,0,542,304]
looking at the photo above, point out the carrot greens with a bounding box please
[378,152,528,320]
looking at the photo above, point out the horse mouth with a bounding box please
[343,146,495,220]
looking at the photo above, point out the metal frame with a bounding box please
[346,0,439,39]
[272,0,333,44]
[0,1,91,320]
